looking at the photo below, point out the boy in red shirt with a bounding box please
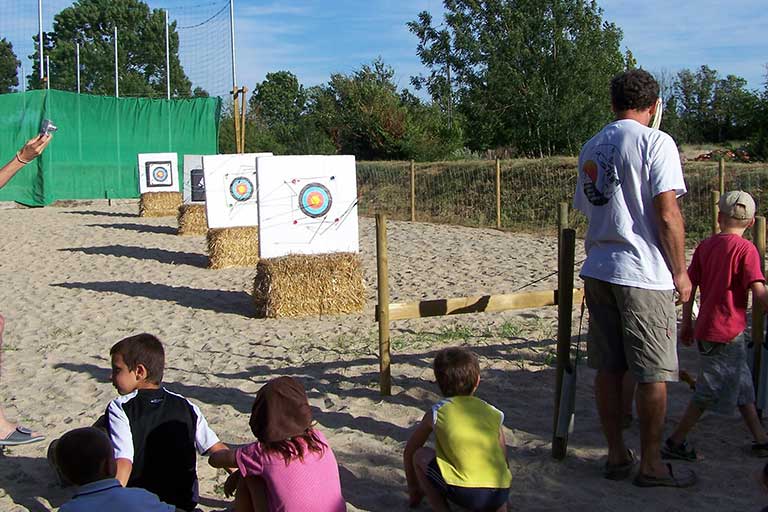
[663,190,768,461]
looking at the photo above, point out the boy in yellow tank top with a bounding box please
[404,347,511,511]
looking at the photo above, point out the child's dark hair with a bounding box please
[110,333,165,384]
[433,347,480,396]
[261,428,327,466]
[610,69,659,112]
[56,427,113,486]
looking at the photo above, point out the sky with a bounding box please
[2,0,767,98]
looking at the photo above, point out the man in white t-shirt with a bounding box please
[574,69,695,488]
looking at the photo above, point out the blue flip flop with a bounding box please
[0,426,45,446]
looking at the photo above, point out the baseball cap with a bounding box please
[719,190,756,220]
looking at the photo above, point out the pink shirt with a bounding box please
[688,233,765,342]
[235,430,345,512]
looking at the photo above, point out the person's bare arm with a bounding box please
[653,190,691,302]
[0,135,52,189]
[208,446,238,469]
[403,412,433,507]
[115,458,132,486]
[751,281,768,310]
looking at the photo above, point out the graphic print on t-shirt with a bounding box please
[582,144,622,206]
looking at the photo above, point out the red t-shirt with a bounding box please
[688,233,765,342]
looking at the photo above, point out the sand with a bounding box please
[0,202,765,511]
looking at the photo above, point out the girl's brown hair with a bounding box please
[261,426,327,465]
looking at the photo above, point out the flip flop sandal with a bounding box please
[0,426,45,446]
[603,448,637,480]
[633,463,697,488]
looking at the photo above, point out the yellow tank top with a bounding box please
[433,395,512,488]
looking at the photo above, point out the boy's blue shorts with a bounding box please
[426,458,509,511]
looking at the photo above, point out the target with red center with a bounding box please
[298,183,332,218]
[229,176,254,202]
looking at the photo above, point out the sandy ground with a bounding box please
[0,203,765,511]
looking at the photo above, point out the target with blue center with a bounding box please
[298,183,332,218]
[146,161,174,188]
[229,176,254,202]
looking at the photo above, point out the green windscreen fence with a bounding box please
[0,89,221,206]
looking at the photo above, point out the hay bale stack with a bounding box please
[207,227,259,269]
[253,252,365,318]
[139,192,183,217]
[177,204,208,235]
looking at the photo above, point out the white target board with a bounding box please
[203,153,272,229]
[138,152,178,194]
[256,155,359,259]
[182,154,206,204]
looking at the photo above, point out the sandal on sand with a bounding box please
[752,442,768,457]
[0,426,44,446]
[661,438,697,462]
[633,463,697,488]
[604,448,637,481]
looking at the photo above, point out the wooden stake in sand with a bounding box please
[753,216,766,395]
[711,190,721,235]
[376,213,391,396]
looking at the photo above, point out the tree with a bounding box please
[0,38,20,93]
[409,0,628,156]
[28,0,192,97]
[247,71,308,152]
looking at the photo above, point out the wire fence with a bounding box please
[357,158,768,244]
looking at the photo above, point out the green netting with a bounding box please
[0,89,221,206]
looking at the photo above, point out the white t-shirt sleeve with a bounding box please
[190,401,220,454]
[648,132,686,198]
[107,399,134,462]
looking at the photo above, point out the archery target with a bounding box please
[298,183,332,218]
[138,152,178,194]
[183,154,208,204]
[203,153,272,229]
[256,155,359,259]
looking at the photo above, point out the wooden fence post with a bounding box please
[719,158,726,195]
[552,227,576,460]
[376,213,392,396]
[711,190,721,235]
[753,216,766,396]
[496,159,502,229]
[410,161,416,222]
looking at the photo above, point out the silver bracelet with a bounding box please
[15,152,31,165]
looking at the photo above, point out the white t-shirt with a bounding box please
[573,119,685,290]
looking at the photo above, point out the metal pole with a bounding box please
[165,9,171,100]
[229,0,237,91]
[38,0,44,81]
[76,42,80,93]
[114,26,118,98]
[45,56,50,89]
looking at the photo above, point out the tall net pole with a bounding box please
[38,0,44,81]
[229,0,237,91]
[165,9,170,100]
[76,42,80,93]
[113,26,119,97]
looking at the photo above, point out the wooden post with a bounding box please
[496,159,502,229]
[753,216,766,395]
[558,202,569,262]
[552,228,576,460]
[711,190,721,235]
[239,86,248,153]
[718,158,725,195]
[410,161,416,222]
[376,213,392,396]
[232,87,241,153]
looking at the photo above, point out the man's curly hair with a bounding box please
[610,69,659,112]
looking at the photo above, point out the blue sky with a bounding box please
[3,0,767,98]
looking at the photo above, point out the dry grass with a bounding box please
[139,192,183,217]
[206,227,259,269]
[177,204,208,235]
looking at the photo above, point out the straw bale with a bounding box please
[177,204,208,235]
[139,192,183,217]
[253,252,365,318]
[207,227,259,269]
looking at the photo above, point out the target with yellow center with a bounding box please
[229,176,254,202]
[298,183,333,218]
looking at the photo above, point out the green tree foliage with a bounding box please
[0,39,20,93]
[28,0,192,97]
[410,0,628,157]
[247,71,311,154]
[674,65,758,143]
[749,68,768,160]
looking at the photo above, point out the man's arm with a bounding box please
[116,458,132,486]
[653,190,691,302]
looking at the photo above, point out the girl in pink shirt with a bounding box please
[209,376,345,512]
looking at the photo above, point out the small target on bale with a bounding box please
[138,152,181,217]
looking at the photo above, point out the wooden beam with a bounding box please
[378,289,584,322]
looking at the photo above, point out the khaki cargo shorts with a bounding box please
[584,277,678,383]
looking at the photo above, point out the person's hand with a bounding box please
[673,271,692,304]
[679,321,694,346]
[223,470,241,498]
[18,134,52,162]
